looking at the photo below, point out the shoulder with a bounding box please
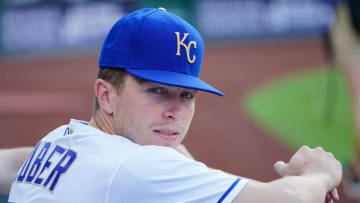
[40,125,68,141]
[123,145,206,171]
[106,145,246,203]
[135,145,192,160]
[110,145,207,184]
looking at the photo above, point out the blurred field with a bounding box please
[0,37,357,202]
[245,67,355,163]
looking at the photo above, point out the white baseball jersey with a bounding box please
[8,119,248,203]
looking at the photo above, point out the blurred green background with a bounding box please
[245,67,355,163]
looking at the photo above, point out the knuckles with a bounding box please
[315,146,324,152]
[288,145,343,188]
[296,145,342,170]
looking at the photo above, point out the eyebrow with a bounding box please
[132,75,148,84]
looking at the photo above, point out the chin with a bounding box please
[153,140,177,147]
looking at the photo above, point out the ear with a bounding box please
[94,79,114,114]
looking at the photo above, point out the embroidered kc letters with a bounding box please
[174,32,197,64]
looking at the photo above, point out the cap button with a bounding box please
[158,7,166,11]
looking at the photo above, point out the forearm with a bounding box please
[233,174,328,203]
[269,174,328,202]
[0,147,33,195]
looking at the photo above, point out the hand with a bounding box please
[273,146,342,202]
[325,189,339,203]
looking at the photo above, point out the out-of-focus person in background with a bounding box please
[328,0,360,199]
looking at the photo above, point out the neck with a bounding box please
[89,109,117,135]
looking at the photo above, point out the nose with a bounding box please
[162,99,183,120]
[162,110,176,120]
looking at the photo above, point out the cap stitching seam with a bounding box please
[134,9,160,65]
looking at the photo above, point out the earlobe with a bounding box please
[94,79,113,114]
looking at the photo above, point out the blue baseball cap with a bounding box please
[99,8,224,96]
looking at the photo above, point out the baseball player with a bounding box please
[329,0,360,199]
[4,8,341,203]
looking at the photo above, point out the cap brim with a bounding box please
[126,69,224,96]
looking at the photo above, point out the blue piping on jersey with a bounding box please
[78,121,89,125]
[217,177,241,203]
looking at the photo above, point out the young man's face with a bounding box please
[110,75,196,147]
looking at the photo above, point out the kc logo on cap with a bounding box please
[174,32,197,64]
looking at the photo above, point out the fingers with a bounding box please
[273,161,291,177]
[330,188,339,201]
[326,192,333,203]
[314,146,324,152]
[298,145,311,153]
[280,145,342,193]
[325,188,339,203]
[326,192,331,200]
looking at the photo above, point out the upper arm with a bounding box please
[107,146,248,203]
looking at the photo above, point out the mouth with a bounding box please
[153,129,179,142]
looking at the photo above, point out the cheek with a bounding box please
[110,92,127,115]
[127,103,153,130]
[184,102,195,125]
[113,101,126,130]
[189,101,195,117]
[113,102,143,139]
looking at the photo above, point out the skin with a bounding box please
[0,147,32,195]
[90,74,196,148]
[234,146,341,203]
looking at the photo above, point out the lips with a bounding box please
[153,129,179,142]
[153,129,178,135]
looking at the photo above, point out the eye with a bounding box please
[147,87,167,96]
[181,91,194,99]
[149,87,161,94]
